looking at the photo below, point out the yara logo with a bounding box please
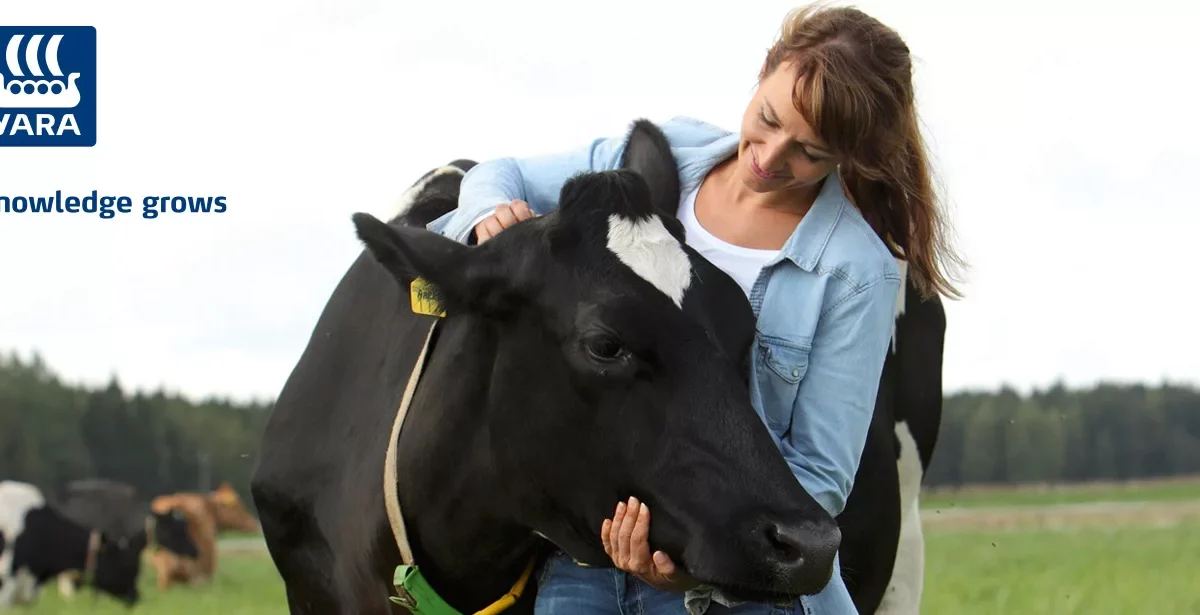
[0,26,96,147]
[1,34,81,108]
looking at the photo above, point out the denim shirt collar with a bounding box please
[680,132,851,273]
[779,167,849,272]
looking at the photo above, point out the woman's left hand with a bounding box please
[601,496,699,593]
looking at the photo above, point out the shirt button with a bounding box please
[792,368,801,377]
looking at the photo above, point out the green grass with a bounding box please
[923,521,1200,614]
[22,552,285,614]
[19,512,1200,614]
[921,478,1200,510]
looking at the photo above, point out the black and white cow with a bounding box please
[251,118,945,615]
[0,480,144,607]
[253,120,846,614]
[378,128,949,615]
[54,478,199,598]
[837,260,945,615]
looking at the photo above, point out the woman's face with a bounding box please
[736,61,842,194]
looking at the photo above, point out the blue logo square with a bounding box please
[0,26,96,147]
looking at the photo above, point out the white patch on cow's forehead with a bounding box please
[385,165,465,221]
[891,258,908,353]
[605,213,692,308]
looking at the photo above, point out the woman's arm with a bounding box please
[425,133,630,244]
[781,275,900,517]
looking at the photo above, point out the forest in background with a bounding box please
[2,350,1198,510]
[0,352,270,506]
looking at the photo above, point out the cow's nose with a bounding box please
[753,519,840,582]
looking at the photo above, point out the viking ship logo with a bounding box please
[0,26,95,147]
[0,34,81,108]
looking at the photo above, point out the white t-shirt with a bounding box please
[676,184,780,298]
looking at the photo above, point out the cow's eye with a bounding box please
[585,334,626,362]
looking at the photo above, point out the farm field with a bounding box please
[923,516,1200,614]
[20,480,1200,614]
[921,474,1200,510]
[17,551,285,614]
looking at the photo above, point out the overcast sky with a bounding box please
[1,0,1196,404]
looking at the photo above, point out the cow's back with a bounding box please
[57,479,145,539]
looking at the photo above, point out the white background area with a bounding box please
[1,0,1196,403]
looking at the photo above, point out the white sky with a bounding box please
[1,0,1196,404]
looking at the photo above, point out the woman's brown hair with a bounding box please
[761,3,967,300]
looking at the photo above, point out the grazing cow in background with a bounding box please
[53,478,199,598]
[147,483,259,590]
[0,480,143,607]
[252,119,846,615]
[149,494,217,590]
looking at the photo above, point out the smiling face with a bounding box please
[736,60,843,194]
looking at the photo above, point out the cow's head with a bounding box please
[152,508,199,558]
[209,482,261,533]
[353,120,840,600]
[91,531,142,606]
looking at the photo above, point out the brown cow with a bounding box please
[208,482,261,533]
[148,482,260,591]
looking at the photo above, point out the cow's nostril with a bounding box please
[754,519,840,574]
[765,523,804,562]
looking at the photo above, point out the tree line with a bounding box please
[0,351,270,507]
[2,350,1198,506]
[924,380,1200,486]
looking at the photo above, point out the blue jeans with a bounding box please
[533,553,812,615]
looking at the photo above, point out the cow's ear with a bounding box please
[619,119,681,222]
[352,213,513,314]
[353,213,468,285]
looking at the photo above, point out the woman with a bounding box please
[425,4,963,614]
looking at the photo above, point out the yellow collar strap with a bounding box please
[391,555,537,615]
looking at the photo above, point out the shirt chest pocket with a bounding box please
[751,334,812,432]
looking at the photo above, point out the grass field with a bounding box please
[921,475,1200,510]
[19,480,1200,614]
[924,520,1200,614]
[18,552,285,614]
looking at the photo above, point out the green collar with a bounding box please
[390,557,536,615]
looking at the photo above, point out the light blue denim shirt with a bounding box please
[426,116,901,614]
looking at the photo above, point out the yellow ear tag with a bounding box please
[410,277,446,318]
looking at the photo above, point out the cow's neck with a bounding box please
[394,315,543,613]
[404,475,541,613]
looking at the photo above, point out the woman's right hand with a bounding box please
[473,199,536,243]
